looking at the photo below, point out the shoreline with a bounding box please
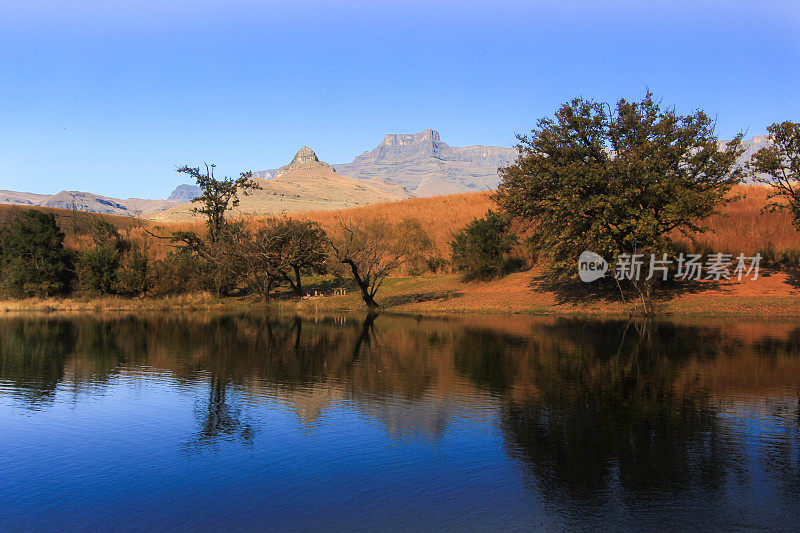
[2,270,800,318]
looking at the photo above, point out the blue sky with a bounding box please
[1,0,798,199]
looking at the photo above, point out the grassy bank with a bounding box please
[4,268,800,317]
[4,184,800,318]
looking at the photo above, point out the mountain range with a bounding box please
[335,129,516,196]
[246,129,515,197]
[0,189,178,216]
[0,130,772,217]
[149,147,410,222]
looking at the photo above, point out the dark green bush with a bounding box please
[147,250,210,296]
[0,210,73,297]
[450,210,517,281]
[76,243,120,295]
[113,246,149,296]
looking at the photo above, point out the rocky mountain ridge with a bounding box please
[0,189,178,216]
[334,129,517,196]
[0,132,775,217]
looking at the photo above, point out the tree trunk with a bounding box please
[361,288,379,309]
[292,265,303,296]
[281,266,304,297]
[345,260,379,309]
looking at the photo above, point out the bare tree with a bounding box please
[328,216,408,309]
[176,163,261,242]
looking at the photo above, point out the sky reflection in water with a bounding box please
[1,313,798,531]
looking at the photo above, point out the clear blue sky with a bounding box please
[1,0,798,199]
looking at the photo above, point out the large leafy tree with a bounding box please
[496,92,744,309]
[749,121,800,228]
[0,209,74,297]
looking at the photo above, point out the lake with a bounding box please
[1,313,798,531]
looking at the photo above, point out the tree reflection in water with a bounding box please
[0,313,798,503]
[495,320,741,500]
[184,375,254,451]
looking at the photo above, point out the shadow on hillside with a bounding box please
[380,290,464,308]
[778,266,800,291]
[530,272,738,307]
[530,274,626,306]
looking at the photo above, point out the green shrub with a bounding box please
[76,243,120,295]
[113,246,149,296]
[0,210,73,297]
[450,210,517,281]
[147,250,209,296]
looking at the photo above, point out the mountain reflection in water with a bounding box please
[1,313,798,531]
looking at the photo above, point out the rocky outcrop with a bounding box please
[168,184,202,202]
[379,129,441,146]
[275,146,335,178]
[334,129,517,196]
[250,146,333,180]
[721,135,774,181]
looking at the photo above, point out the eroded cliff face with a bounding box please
[335,129,517,196]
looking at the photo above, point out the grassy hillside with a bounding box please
[4,184,799,268]
[293,185,800,263]
[149,162,409,223]
[677,185,800,262]
[0,204,150,249]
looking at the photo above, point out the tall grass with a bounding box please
[293,192,496,255]
[5,185,799,267]
[674,185,800,264]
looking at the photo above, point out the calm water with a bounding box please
[0,313,798,531]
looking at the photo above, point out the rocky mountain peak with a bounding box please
[290,146,321,166]
[274,146,335,178]
[336,129,515,197]
[380,129,441,146]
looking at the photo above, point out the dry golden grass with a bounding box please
[675,185,799,262]
[140,191,497,260]
[289,185,800,261]
[4,185,799,264]
[0,291,261,313]
[291,191,495,255]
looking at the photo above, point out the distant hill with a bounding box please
[167,184,202,203]
[0,132,774,218]
[723,135,773,181]
[150,147,410,222]
[334,129,517,197]
[0,189,178,216]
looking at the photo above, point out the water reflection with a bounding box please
[185,375,255,451]
[0,313,798,528]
